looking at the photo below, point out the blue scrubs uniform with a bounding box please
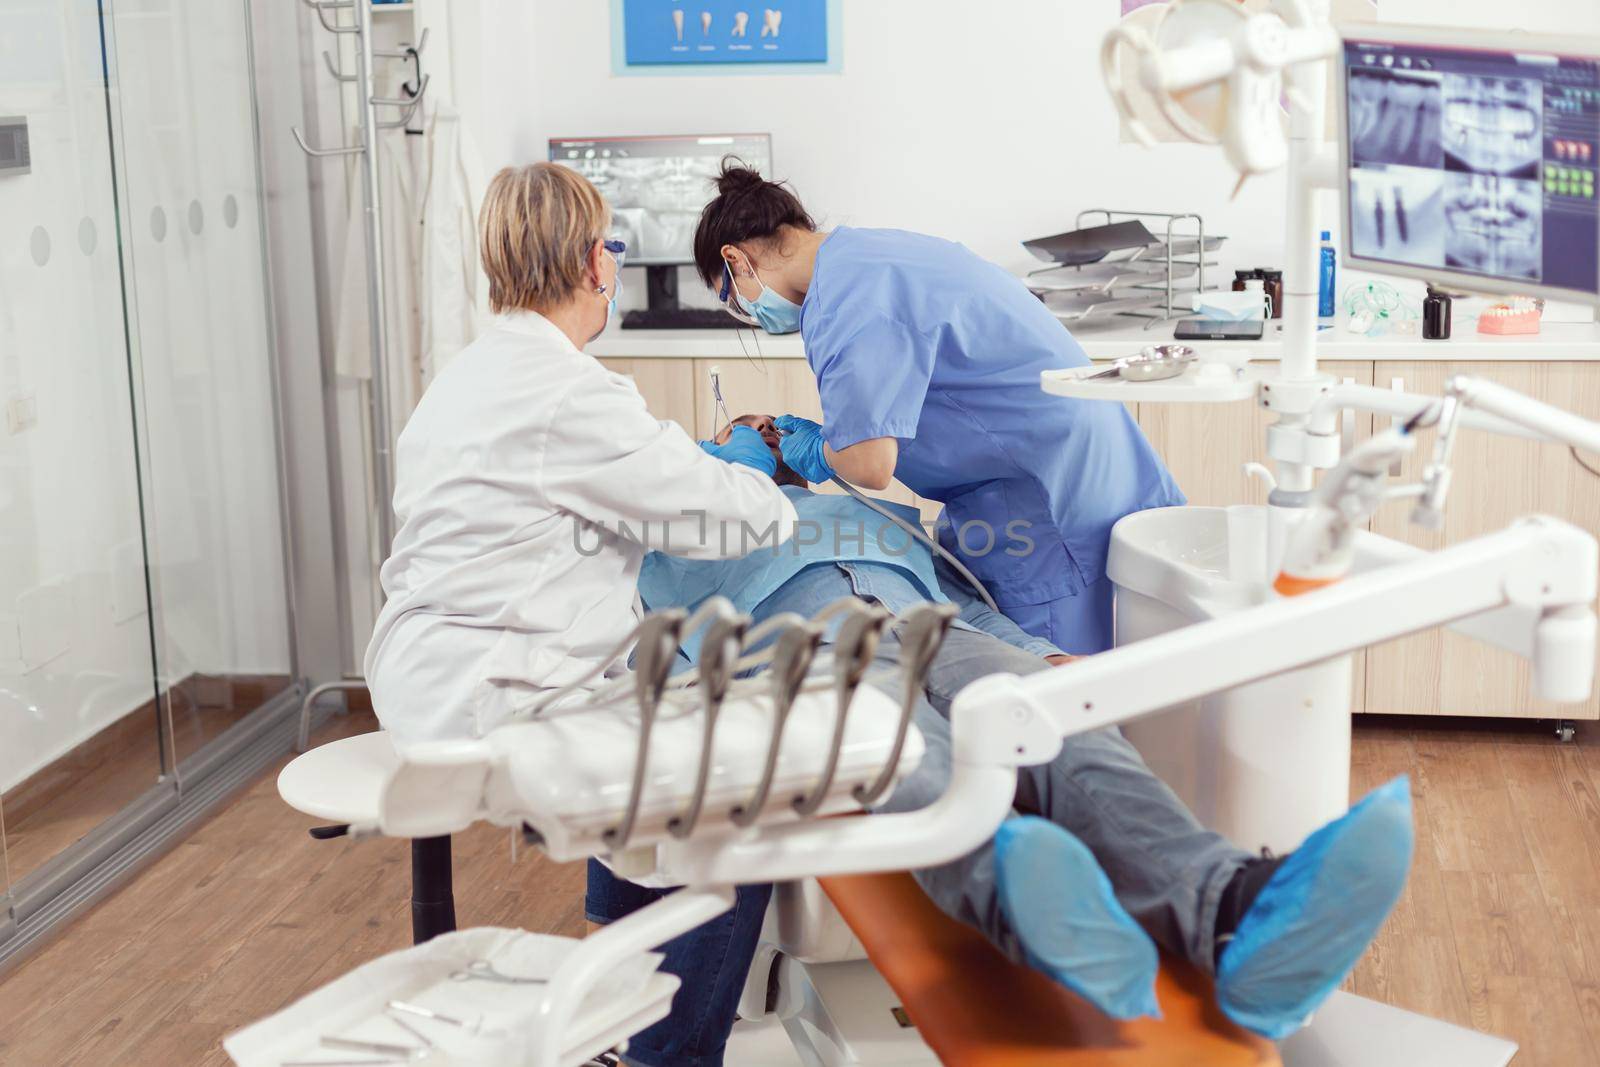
[800,227,1184,652]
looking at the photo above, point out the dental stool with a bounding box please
[746,874,1280,1066]
[277,731,458,944]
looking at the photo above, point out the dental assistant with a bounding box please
[366,163,796,744]
[693,165,1184,653]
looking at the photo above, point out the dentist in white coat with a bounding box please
[366,163,796,744]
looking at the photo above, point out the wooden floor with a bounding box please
[3,673,290,884]
[1,710,1598,1065]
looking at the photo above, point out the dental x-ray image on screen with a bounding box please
[1350,166,1447,268]
[1443,173,1543,280]
[550,135,773,265]
[1349,69,1444,169]
[1443,74,1543,179]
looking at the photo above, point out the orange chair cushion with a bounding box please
[819,871,1280,1067]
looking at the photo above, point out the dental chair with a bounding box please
[245,598,1292,1067]
[242,401,1597,1064]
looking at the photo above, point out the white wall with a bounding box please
[444,0,1600,291]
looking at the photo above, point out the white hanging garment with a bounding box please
[333,116,423,427]
[417,99,490,386]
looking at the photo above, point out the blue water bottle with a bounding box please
[1318,231,1337,318]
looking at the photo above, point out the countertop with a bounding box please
[588,317,1600,362]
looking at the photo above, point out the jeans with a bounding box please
[584,624,1252,1066]
[886,626,1251,971]
[584,861,771,1067]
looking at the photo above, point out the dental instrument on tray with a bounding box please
[388,1002,470,1028]
[452,959,550,984]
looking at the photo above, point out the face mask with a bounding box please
[593,252,623,338]
[729,261,803,334]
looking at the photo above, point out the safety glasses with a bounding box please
[604,238,627,271]
[719,261,760,326]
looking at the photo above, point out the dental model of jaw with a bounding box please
[702,11,712,35]
[673,8,684,42]
[761,8,782,37]
[1477,297,1542,335]
[732,11,749,37]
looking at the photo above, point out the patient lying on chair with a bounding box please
[590,414,1412,1066]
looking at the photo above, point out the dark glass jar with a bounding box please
[1259,269,1284,319]
[1423,286,1452,339]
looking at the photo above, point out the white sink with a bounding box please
[1108,505,1353,854]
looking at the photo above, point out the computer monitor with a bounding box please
[1338,26,1600,304]
[549,133,774,319]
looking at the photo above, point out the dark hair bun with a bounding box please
[715,160,767,196]
[692,158,817,288]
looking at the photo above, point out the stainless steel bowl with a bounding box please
[1119,344,1197,382]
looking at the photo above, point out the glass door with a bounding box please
[0,0,166,888]
[0,0,296,940]
[104,0,295,776]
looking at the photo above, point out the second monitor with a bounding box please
[1338,26,1600,305]
[549,133,774,328]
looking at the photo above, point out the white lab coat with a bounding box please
[417,101,489,387]
[335,97,490,432]
[364,310,798,744]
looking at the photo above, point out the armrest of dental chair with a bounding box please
[819,871,1280,1066]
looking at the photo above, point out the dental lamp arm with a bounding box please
[963,519,1597,763]
[1448,375,1600,456]
[1309,382,1548,442]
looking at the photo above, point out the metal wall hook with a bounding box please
[374,73,430,130]
[371,74,430,108]
[300,0,359,35]
[670,614,751,840]
[794,601,889,817]
[732,621,823,828]
[291,126,365,157]
[321,51,357,83]
[855,604,957,807]
[374,27,430,60]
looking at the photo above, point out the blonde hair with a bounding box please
[479,163,611,314]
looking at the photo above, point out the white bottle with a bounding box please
[1244,276,1270,319]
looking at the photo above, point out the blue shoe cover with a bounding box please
[1217,776,1414,1039]
[994,816,1160,1020]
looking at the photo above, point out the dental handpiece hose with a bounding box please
[827,475,1002,615]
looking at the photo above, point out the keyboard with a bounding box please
[622,307,747,330]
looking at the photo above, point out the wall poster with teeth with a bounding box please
[615,0,838,72]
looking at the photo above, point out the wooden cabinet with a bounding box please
[1364,362,1600,721]
[597,357,698,432]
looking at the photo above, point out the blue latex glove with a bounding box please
[773,414,836,484]
[1217,775,1413,1038]
[994,816,1161,1019]
[699,424,777,476]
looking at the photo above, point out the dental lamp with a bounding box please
[1103,0,1338,179]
